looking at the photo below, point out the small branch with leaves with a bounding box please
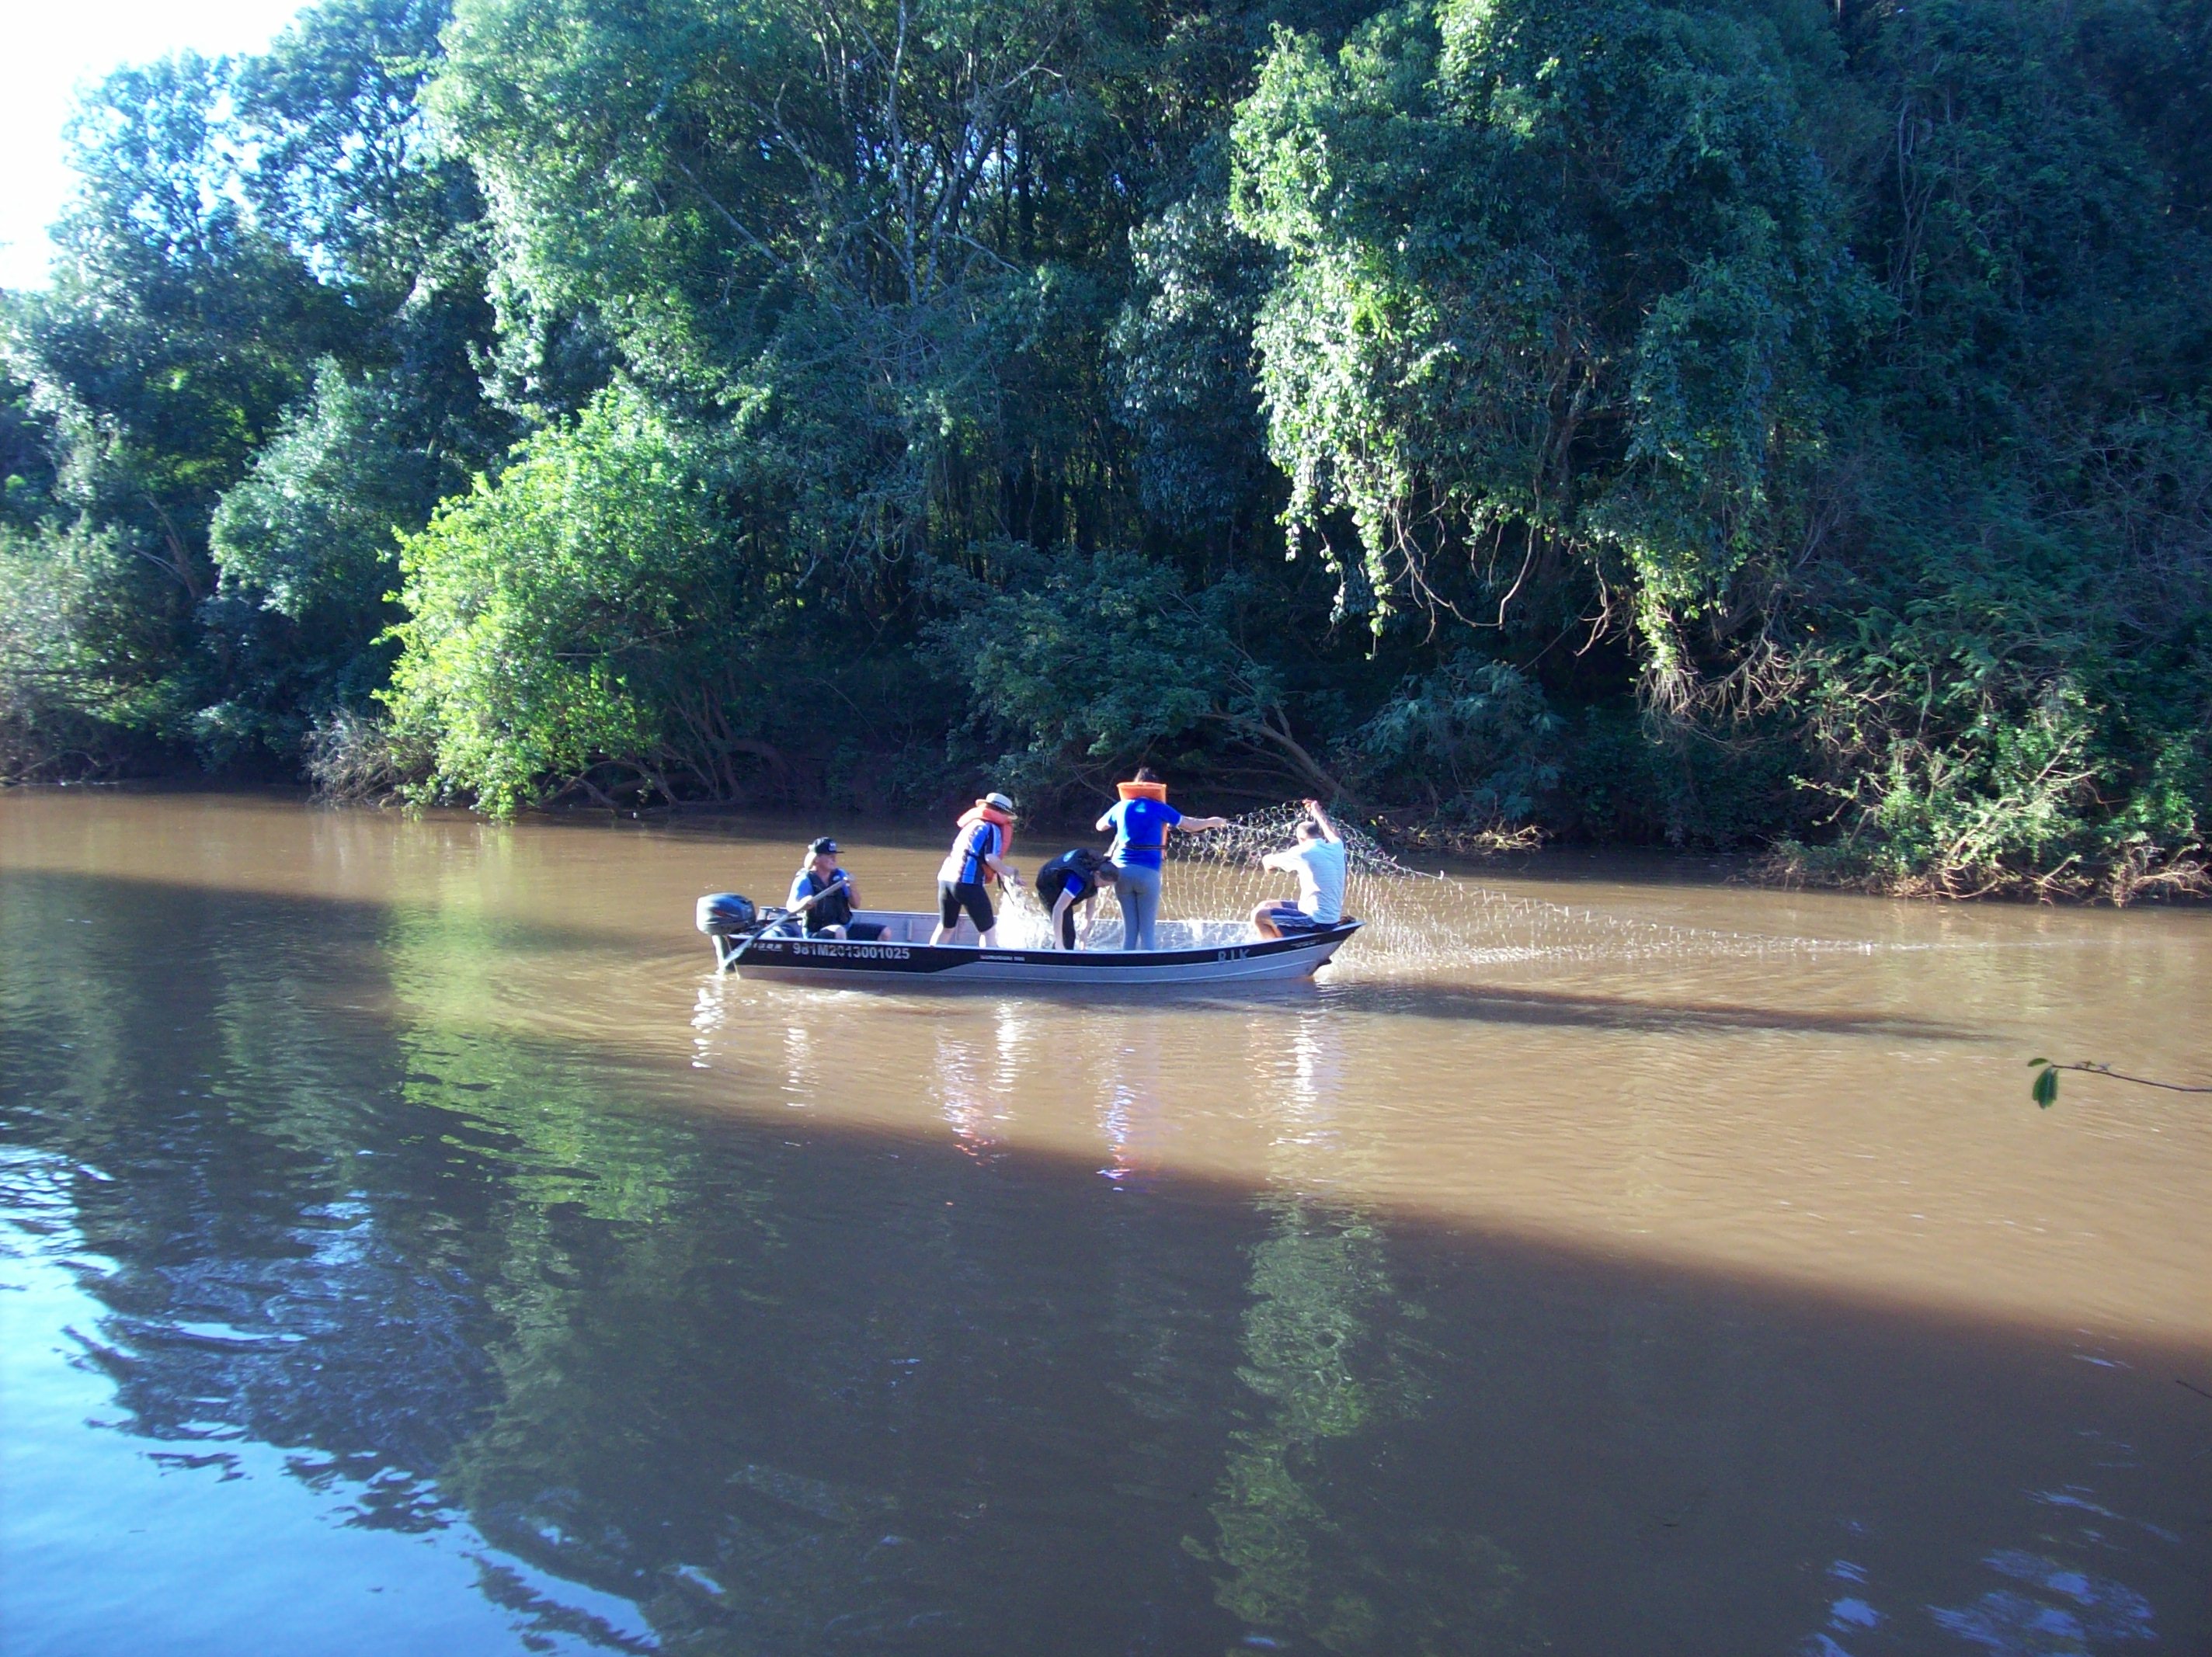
[2028,1058,2212,1108]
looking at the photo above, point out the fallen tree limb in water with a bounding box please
[2029,1058,2212,1108]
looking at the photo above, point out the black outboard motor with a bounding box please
[696,892,757,971]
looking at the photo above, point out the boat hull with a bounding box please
[727,919,1358,987]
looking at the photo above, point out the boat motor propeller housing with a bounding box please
[697,892,758,970]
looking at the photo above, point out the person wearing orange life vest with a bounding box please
[930,792,1024,947]
[1094,768,1229,950]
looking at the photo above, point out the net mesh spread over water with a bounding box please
[997,806,1883,970]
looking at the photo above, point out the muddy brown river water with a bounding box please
[2,790,2207,1655]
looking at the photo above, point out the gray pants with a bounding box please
[1115,862,1163,950]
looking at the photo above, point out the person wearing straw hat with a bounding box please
[930,791,1024,947]
[1094,768,1229,950]
[1251,799,1347,937]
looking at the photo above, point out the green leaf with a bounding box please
[2032,1067,2060,1109]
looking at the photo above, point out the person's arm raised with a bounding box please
[1174,815,1231,832]
[1303,798,1343,844]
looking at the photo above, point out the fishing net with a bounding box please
[1156,805,1882,971]
[995,804,1883,970]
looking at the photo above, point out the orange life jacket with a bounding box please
[1115,780,1168,803]
[953,801,1014,869]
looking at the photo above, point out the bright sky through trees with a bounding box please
[0,0,307,290]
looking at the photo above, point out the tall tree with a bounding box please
[2,54,342,744]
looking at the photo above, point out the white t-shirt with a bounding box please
[1270,838,1346,922]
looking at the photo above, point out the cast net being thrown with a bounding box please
[993,805,1881,967]
[1161,806,1880,970]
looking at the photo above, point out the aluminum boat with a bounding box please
[697,898,1358,987]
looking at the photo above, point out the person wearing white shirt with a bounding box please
[1251,799,1348,936]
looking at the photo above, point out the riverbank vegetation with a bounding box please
[3,0,2207,897]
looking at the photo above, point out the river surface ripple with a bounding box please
[2,791,2207,1655]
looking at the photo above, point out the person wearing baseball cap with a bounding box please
[786,835,859,936]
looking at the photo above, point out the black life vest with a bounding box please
[795,868,854,929]
[1038,849,1106,904]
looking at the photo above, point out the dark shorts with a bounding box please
[938,880,995,934]
[1262,901,1324,935]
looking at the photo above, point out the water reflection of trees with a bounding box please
[1,874,505,1513]
[12,867,2193,1655]
[1195,1012,1531,1655]
[4,874,1274,1648]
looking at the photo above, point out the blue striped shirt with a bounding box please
[938,820,1003,885]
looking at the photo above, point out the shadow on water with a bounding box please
[2,867,1981,1044]
[0,866,631,958]
[727,972,1977,1044]
[2,866,2207,1655]
[1310,978,1983,1042]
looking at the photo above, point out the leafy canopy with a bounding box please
[385,387,729,815]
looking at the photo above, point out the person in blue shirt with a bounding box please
[930,792,1024,946]
[1094,769,1229,950]
[785,837,858,936]
[1035,848,1118,949]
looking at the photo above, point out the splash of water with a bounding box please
[993,884,1063,951]
[994,881,1250,953]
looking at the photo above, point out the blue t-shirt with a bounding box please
[1100,798,1183,870]
[1038,849,1105,902]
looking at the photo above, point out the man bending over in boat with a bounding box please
[787,837,863,937]
[930,793,1024,947]
[1097,769,1230,950]
[1251,800,1347,938]
[1035,848,1118,950]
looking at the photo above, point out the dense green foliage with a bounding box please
[4,0,2207,894]
[388,387,755,815]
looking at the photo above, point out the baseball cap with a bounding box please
[808,836,838,855]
